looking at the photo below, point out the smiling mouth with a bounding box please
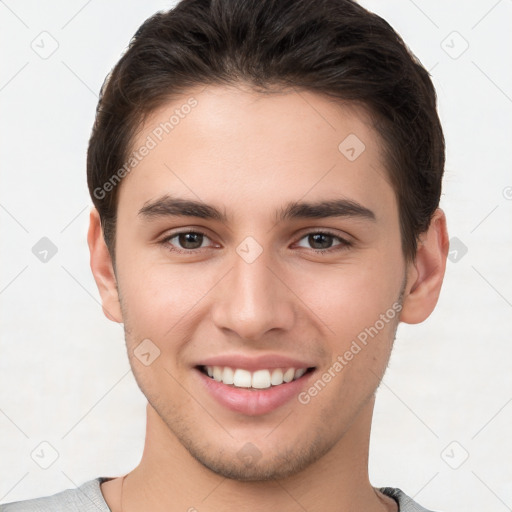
[197,365,316,389]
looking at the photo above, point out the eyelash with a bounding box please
[159,229,352,255]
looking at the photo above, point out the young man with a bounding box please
[2,0,449,510]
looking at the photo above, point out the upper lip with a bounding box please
[195,354,317,372]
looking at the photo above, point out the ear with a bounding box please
[400,208,449,324]
[87,206,123,323]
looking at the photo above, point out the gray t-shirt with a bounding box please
[0,477,439,511]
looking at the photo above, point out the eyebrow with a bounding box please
[138,194,376,224]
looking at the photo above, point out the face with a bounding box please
[105,84,410,480]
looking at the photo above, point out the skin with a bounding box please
[88,83,449,512]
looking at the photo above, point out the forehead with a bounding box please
[117,84,396,225]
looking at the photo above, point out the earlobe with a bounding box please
[87,206,123,323]
[400,208,449,324]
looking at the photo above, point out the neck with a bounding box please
[111,395,395,512]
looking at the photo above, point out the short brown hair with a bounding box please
[87,0,445,267]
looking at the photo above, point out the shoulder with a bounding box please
[378,486,442,512]
[0,478,111,512]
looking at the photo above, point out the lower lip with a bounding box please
[195,368,315,416]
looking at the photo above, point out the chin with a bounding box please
[186,435,330,482]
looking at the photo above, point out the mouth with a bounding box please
[194,364,317,415]
[197,365,316,389]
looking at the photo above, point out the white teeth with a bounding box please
[203,365,310,388]
[294,368,307,379]
[270,368,284,385]
[233,369,252,388]
[222,366,234,385]
[213,366,223,382]
[283,368,295,383]
[251,369,271,389]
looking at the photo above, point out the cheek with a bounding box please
[118,259,197,320]
[295,256,402,341]
[117,258,221,366]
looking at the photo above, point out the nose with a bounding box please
[211,245,296,341]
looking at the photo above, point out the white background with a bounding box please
[0,1,511,510]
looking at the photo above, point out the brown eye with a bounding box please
[308,233,334,250]
[161,230,213,253]
[176,232,205,250]
[296,231,351,252]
